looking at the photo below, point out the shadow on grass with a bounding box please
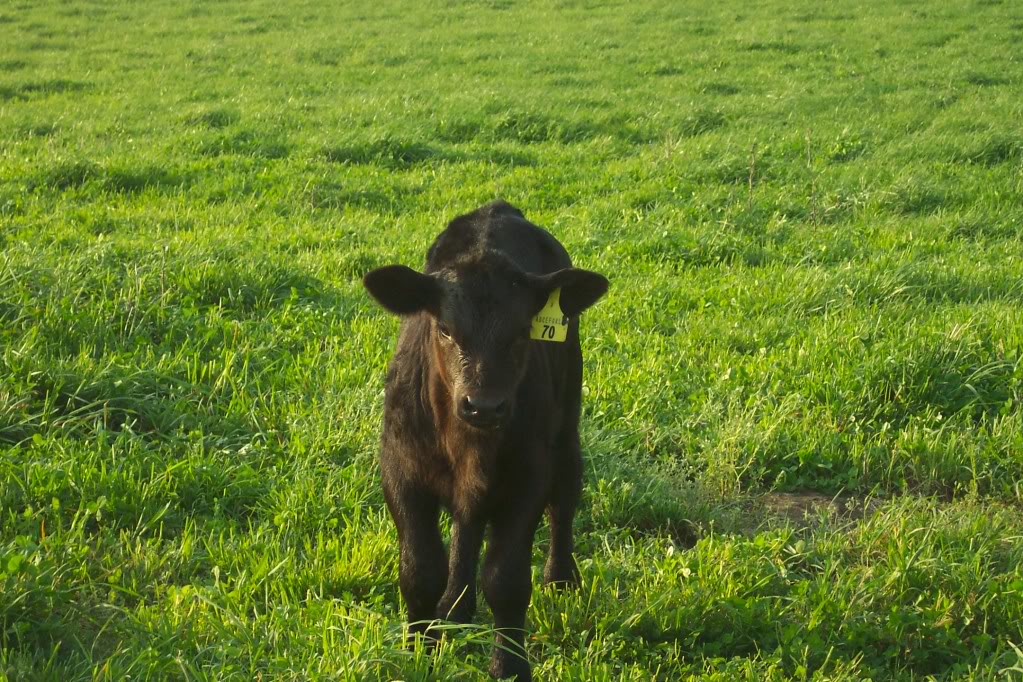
[0,79,87,101]
[28,161,193,194]
[184,107,241,129]
[191,129,291,159]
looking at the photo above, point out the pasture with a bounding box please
[2,0,1023,678]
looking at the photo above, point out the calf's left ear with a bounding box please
[531,268,609,317]
[363,265,441,315]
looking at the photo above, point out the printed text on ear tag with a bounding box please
[530,288,568,342]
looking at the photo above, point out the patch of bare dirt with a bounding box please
[758,491,885,527]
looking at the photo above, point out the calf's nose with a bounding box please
[458,395,507,427]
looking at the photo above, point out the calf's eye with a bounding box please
[437,323,452,340]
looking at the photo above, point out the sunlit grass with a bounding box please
[2,0,1022,678]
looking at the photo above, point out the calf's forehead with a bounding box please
[439,268,531,332]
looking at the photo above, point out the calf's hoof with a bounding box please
[405,619,441,647]
[436,591,476,624]
[490,652,531,681]
[543,556,580,588]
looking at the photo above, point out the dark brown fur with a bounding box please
[363,201,608,681]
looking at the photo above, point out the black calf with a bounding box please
[363,200,608,680]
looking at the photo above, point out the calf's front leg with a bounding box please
[436,514,486,623]
[482,509,544,682]
[385,483,446,639]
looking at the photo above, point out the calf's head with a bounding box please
[364,257,607,430]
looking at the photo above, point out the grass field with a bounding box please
[2,0,1023,678]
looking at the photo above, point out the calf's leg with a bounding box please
[544,430,582,588]
[385,483,446,638]
[482,510,543,682]
[436,515,486,623]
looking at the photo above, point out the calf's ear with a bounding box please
[531,267,609,317]
[363,265,441,315]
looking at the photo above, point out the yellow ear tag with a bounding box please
[530,288,569,342]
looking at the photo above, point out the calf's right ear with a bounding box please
[363,265,441,315]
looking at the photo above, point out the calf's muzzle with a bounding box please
[458,394,508,429]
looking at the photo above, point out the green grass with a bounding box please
[2,0,1023,678]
